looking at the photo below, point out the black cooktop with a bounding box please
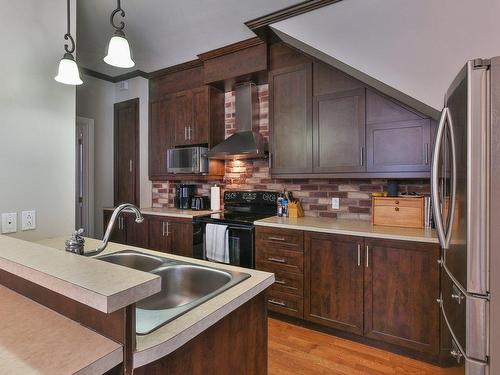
[201,211,274,225]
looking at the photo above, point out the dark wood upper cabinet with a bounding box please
[366,90,432,173]
[364,238,440,355]
[304,232,364,335]
[313,88,366,173]
[149,95,175,178]
[269,62,313,174]
[149,83,224,180]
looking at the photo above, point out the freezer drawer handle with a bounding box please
[451,285,464,304]
[274,279,287,285]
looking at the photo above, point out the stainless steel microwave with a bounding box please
[167,146,208,174]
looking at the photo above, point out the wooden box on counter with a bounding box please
[372,197,424,229]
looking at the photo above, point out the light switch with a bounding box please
[2,213,17,234]
[21,210,36,231]
[331,198,340,210]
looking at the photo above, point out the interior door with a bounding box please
[114,98,139,206]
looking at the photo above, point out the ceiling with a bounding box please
[76,0,300,76]
[272,0,500,110]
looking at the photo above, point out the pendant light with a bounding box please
[54,0,83,85]
[104,0,135,68]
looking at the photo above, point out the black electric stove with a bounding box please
[192,191,278,268]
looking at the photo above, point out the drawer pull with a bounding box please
[268,299,287,307]
[268,236,286,241]
[451,285,464,304]
[395,200,400,204]
[268,257,287,264]
[395,207,400,212]
[275,279,287,285]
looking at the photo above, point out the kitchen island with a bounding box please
[0,235,274,374]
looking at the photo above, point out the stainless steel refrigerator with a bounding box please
[432,57,500,375]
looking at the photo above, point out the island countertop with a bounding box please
[36,237,275,369]
[254,216,439,244]
[0,235,161,313]
[0,284,123,375]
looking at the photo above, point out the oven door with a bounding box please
[194,221,255,269]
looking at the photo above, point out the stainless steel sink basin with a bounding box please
[96,250,250,335]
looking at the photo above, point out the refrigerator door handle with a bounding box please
[444,108,458,250]
[431,108,448,248]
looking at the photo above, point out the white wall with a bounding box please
[273,0,500,110]
[76,76,151,238]
[0,0,76,240]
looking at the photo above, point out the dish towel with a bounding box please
[205,223,229,263]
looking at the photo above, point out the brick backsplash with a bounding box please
[152,84,430,220]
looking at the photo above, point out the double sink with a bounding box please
[97,250,250,335]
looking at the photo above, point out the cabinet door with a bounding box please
[148,217,171,252]
[364,238,440,354]
[149,95,175,178]
[366,119,431,173]
[191,87,209,144]
[103,210,126,245]
[125,213,148,248]
[304,232,364,335]
[174,91,192,146]
[170,220,193,257]
[313,89,366,173]
[269,63,313,174]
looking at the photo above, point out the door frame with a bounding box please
[113,98,140,206]
[76,116,95,237]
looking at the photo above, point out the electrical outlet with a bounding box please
[331,197,340,210]
[21,210,36,231]
[1,213,17,234]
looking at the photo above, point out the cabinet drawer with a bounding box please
[267,290,303,319]
[373,197,423,208]
[256,227,303,252]
[258,266,303,296]
[372,205,423,228]
[256,247,304,274]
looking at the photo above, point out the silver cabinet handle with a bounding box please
[365,245,369,268]
[451,285,464,304]
[268,152,272,169]
[184,126,187,140]
[357,244,361,267]
[129,159,133,173]
[161,222,166,237]
[118,216,121,230]
[268,299,287,307]
[166,222,170,236]
[188,126,192,140]
[268,257,287,264]
[268,236,286,242]
[274,279,286,285]
[424,143,429,165]
[360,146,364,166]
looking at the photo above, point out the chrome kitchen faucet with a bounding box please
[65,203,144,256]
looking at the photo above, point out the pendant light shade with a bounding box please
[55,0,82,85]
[104,30,135,68]
[55,53,83,85]
[104,0,135,68]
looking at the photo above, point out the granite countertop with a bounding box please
[36,237,275,369]
[104,207,221,219]
[254,216,439,244]
[0,235,161,313]
[0,284,123,375]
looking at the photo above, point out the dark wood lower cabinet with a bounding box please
[134,292,268,375]
[257,226,441,360]
[103,211,193,258]
[364,238,440,354]
[304,233,364,335]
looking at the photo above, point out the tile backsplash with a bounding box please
[152,84,430,220]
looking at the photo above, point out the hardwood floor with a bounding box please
[268,319,457,375]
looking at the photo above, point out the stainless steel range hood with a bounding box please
[207,82,268,160]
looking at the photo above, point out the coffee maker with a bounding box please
[175,184,196,209]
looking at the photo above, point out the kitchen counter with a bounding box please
[254,216,439,244]
[36,237,275,369]
[0,235,161,313]
[0,284,122,375]
[104,206,221,219]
